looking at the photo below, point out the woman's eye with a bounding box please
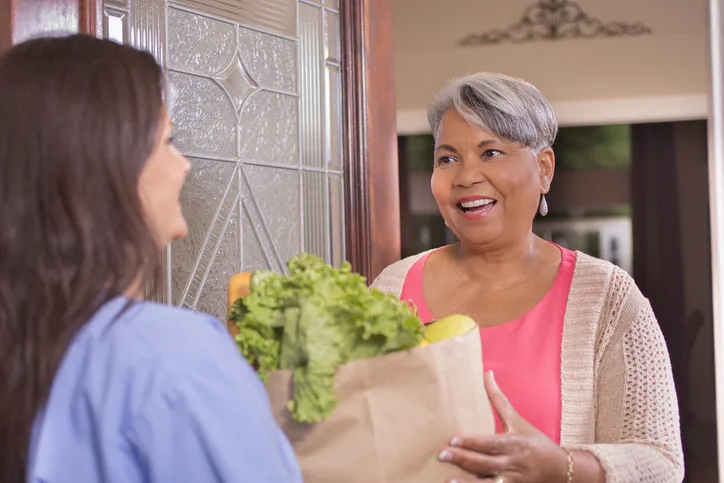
[482,149,503,158]
[436,156,456,166]
[167,135,176,145]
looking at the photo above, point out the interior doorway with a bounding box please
[398,120,718,481]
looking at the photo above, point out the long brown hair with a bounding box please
[0,35,165,479]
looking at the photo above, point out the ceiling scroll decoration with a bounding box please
[458,0,652,47]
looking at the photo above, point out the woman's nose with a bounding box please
[454,160,486,188]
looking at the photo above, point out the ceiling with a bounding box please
[393,0,710,129]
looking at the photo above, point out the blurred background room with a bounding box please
[394,0,716,480]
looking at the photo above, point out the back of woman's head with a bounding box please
[0,34,164,479]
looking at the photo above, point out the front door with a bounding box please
[97,0,346,320]
[1,0,401,320]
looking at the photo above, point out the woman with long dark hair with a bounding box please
[0,35,302,482]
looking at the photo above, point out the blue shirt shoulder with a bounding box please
[27,298,302,483]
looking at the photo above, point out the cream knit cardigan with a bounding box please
[371,250,684,483]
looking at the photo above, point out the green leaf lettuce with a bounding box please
[229,254,423,423]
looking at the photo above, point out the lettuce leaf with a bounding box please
[229,254,423,423]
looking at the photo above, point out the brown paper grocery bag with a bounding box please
[264,327,495,483]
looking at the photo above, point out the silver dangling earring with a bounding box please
[444,220,449,227]
[539,195,549,217]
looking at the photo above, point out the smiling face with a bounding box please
[431,108,555,249]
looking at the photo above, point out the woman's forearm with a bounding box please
[570,449,606,483]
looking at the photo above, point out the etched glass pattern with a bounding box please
[329,174,345,267]
[172,0,297,37]
[167,71,238,160]
[243,165,301,266]
[172,158,237,306]
[303,171,328,259]
[242,212,271,273]
[216,53,260,113]
[178,165,240,311]
[326,66,342,170]
[167,7,235,76]
[299,4,324,169]
[104,9,127,43]
[325,11,340,63]
[107,0,345,317]
[129,0,165,63]
[240,92,298,166]
[239,27,297,93]
[195,204,241,319]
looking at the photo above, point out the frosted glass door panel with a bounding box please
[100,0,345,319]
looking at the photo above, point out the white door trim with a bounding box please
[707,1,724,481]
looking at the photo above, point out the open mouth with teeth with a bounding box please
[457,198,497,214]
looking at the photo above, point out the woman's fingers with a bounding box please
[449,434,520,455]
[484,371,517,432]
[438,446,510,477]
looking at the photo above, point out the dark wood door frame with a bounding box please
[0,0,11,52]
[341,0,401,283]
[2,0,401,283]
[397,136,413,258]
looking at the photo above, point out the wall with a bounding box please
[394,0,709,131]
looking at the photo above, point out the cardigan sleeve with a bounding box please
[573,268,684,482]
[368,252,426,298]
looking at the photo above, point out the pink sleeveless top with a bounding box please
[400,246,576,444]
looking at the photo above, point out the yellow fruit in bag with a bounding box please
[423,314,477,343]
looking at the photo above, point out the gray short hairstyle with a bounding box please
[428,72,558,152]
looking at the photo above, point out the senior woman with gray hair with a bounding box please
[372,73,683,483]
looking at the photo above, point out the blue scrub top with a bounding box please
[26,297,303,483]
